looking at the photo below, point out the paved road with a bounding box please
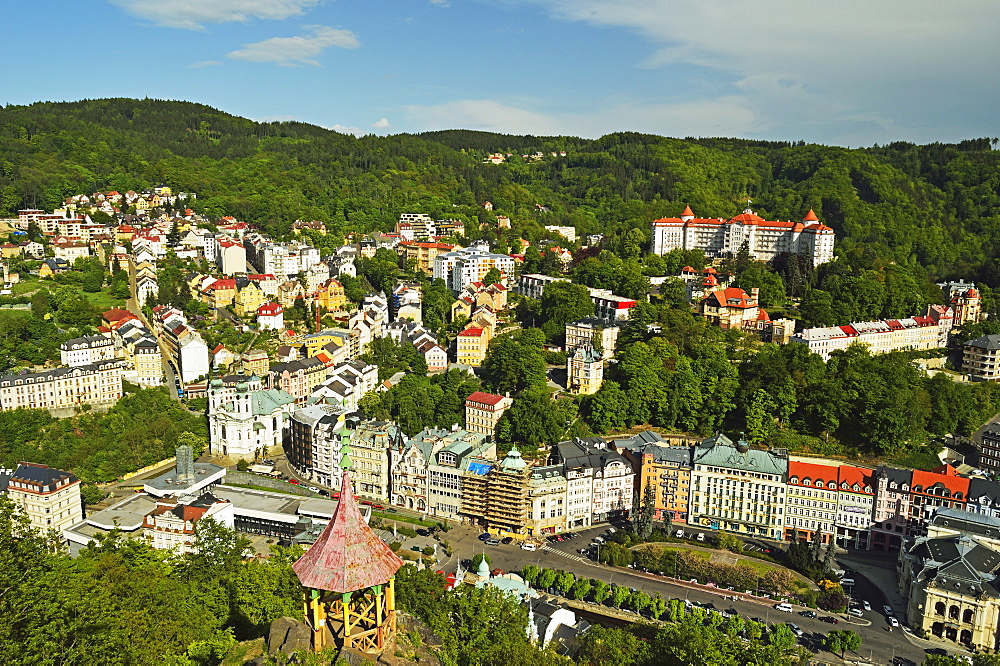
[417,523,927,665]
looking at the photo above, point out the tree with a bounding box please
[538,281,594,341]
[611,585,630,608]
[647,593,667,620]
[715,532,743,553]
[482,267,503,286]
[628,589,651,613]
[767,622,797,651]
[823,629,861,657]
[824,540,838,572]
[471,553,491,571]
[810,528,823,561]
[536,568,557,591]
[555,570,576,596]
[570,577,592,600]
[521,564,540,586]
[636,482,655,539]
[591,579,611,605]
[577,625,649,666]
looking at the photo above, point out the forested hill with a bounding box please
[3,98,1000,284]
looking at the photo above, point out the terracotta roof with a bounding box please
[837,465,874,494]
[706,287,756,309]
[459,327,484,337]
[802,208,819,222]
[466,391,506,406]
[257,302,284,316]
[292,471,403,593]
[681,205,694,217]
[912,465,969,497]
[788,460,838,485]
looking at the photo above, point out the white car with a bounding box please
[520,542,537,551]
[308,486,319,493]
[862,600,871,611]
[696,533,706,542]
[887,616,899,627]
[841,578,855,587]
[675,529,685,538]
[847,607,864,618]
[774,603,794,613]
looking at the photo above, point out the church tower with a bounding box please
[292,451,404,655]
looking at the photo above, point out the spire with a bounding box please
[292,470,403,593]
[680,205,694,220]
[803,208,819,222]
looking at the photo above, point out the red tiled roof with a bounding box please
[102,308,134,323]
[681,205,694,217]
[838,465,874,494]
[466,391,506,406]
[706,287,756,309]
[802,208,819,222]
[788,460,838,486]
[459,327,484,337]
[911,465,969,497]
[257,302,284,316]
[292,471,403,593]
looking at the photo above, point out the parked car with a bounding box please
[883,604,894,616]
[787,623,804,637]
[887,616,900,628]
[773,603,794,613]
[820,616,839,624]
[416,529,430,537]
[848,608,864,617]
[501,536,514,545]
[485,538,500,546]
[862,600,871,611]
[798,610,817,618]
[478,533,491,541]
[288,479,300,485]
[675,529,685,538]
[521,542,537,551]
[696,533,706,542]
[307,486,319,493]
[262,459,275,465]
[841,577,855,587]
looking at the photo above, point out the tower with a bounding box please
[292,451,404,655]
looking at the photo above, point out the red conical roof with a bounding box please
[802,208,819,222]
[292,471,403,593]
[681,205,694,217]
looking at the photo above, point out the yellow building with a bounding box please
[233,281,267,318]
[241,349,270,376]
[315,278,347,311]
[456,327,489,367]
[566,347,604,395]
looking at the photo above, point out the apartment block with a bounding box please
[3,463,82,536]
[0,361,123,412]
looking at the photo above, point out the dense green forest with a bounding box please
[4,98,1000,289]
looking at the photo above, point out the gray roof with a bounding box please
[550,438,631,474]
[693,434,788,477]
[613,432,692,466]
[0,361,119,387]
[10,463,78,490]
[966,335,1000,351]
[969,477,1000,507]
[932,507,1000,539]
[876,464,912,486]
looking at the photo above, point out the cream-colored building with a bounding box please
[464,391,513,438]
[898,508,1000,651]
[0,361,123,412]
[528,465,568,535]
[689,434,788,540]
[5,463,82,537]
[565,319,619,360]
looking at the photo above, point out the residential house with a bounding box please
[60,335,118,367]
[565,319,619,360]
[566,347,603,395]
[314,278,347,311]
[309,361,378,411]
[461,447,532,534]
[872,465,914,551]
[257,302,284,331]
[964,335,1000,381]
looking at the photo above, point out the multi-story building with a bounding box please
[133,338,164,387]
[651,206,836,267]
[433,243,516,292]
[898,508,1000,651]
[795,305,954,361]
[152,306,210,384]
[689,434,788,540]
[938,280,984,326]
[266,357,330,404]
[348,420,404,500]
[784,460,838,544]
[314,278,347,311]
[872,465,914,551]
[397,242,456,275]
[612,431,692,524]
[528,465,569,535]
[456,326,489,366]
[59,335,118,367]
[565,319,619,360]
[0,361,123,412]
[515,273,569,300]
[285,405,352,488]
[963,334,1000,381]
[549,438,635,526]
[142,493,234,554]
[700,287,762,330]
[464,391,513,439]
[977,422,1000,474]
[308,361,378,411]
[3,462,82,537]
[909,465,969,525]
[207,375,296,461]
[461,447,532,534]
[566,346,604,395]
[835,465,876,550]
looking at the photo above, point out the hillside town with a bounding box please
[5,187,1000,663]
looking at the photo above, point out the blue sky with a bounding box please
[5,0,998,146]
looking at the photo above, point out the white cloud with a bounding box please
[429,0,450,6]
[189,60,222,68]
[109,0,323,30]
[404,99,563,135]
[372,118,391,129]
[526,0,1000,144]
[228,25,360,66]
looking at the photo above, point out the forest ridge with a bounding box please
[1,98,1000,287]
